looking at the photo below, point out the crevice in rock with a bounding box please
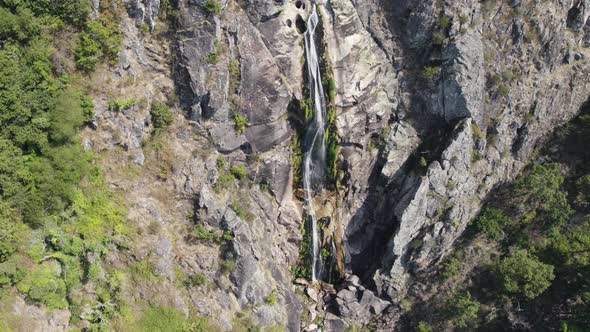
[259,10,283,23]
[567,4,583,31]
[200,92,212,119]
[295,14,307,34]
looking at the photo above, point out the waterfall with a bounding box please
[303,4,326,282]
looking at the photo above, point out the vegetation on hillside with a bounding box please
[405,110,590,330]
[0,1,183,330]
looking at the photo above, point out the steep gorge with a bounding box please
[2,0,590,331]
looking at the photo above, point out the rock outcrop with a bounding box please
[67,0,590,330]
[170,0,590,328]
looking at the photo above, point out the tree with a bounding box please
[75,19,121,71]
[150,102,174,132]
[518,163,573,227]
[49,89,86,144]
[0,200,27,262]
[575,175,590,210]
[446,291,480,328]
[497,250,555,299]
[474,207,510,240]
[417,321,433,332]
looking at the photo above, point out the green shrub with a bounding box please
[21,0,91,25]
[201,0,221,14]
[50,89,88,144]
[0,256,26,286]
[219,230,234,242]
[518,163,573,227]
[0,202,27,262]
[230,164,248,180]
[323,76,336,103]
[216,157,226,170]
[575,175,590,209]
[265,290,277,305]
[75,19,121,71]
[439,16,451,29]
[497,250,555,299]
[204,52,219,64]
[459,14,469,25]
[432,31,446,45]
[216,172,235,190]
[150,102,174,131]
[132,306,211,332]
[81,95,95,122]
[233,114,248,134]
[446,291,480,328]
[300,98,313,121]
[419,156,428,169]
[108,98,136,112]
[501,69,515,81]
[326,127,339,185]
[417,321,433,332]
[221,259,236,275]
[497,84,510,97]
[129,260,160,282]
[228,59,240,78]
[230,200,254,222]
[291,131,303,185]
[0,6,40,42]
[473,208,509,240]
[471,123,485,139]
[441,256,460,279]
[186,273,208,287]
[17,263,68,309]
[422,66,441,80]
[193,224,215,241]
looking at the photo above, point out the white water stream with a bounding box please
[303,4,326,282]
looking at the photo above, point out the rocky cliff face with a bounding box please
[72,0,590,330]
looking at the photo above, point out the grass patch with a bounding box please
[131,305,213,332]
[230,199,255,222]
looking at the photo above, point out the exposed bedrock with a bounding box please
[167,0,590,329]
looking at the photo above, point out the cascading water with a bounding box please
[303,4,327,282]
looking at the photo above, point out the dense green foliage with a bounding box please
[75,18,121,71]
[517,163,573,228]
[201,0,221,14]
[417,321,433,332]
[409,111,590,330]
[229,164,248,180]
[0,202,26,262]
[473,207,510,240]
[0,1,133,330]
[323,62,339,188]
[446,291,480,328]
[17,262,68,309]
[109,97,136,112]
[150,101,174,132]
[497,249,555,299]
[422,66,441,80]
[440,255,460,280]
[233,113,248,134]
[265,289,277,305]
[132,306,211,332]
